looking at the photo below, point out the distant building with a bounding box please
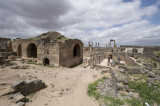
[125,48,133,53]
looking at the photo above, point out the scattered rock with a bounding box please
[123,79,129,85]
[116,83,123,91]
[142,69,149,74]
[101,70,108,74]
[9,95,14,99]
[93,75,97,77]
[11,65,19,69]
[11,79,46,96]
[145,102,150,106]
[20,66,28,69]
[0,82,6,86]
[148,72,155,78]
[12,92,25,103]
[16,102,25,106]
[125,85,130,92]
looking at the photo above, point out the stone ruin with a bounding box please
[0,31,83,67]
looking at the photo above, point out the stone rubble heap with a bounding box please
[7,79,46,106]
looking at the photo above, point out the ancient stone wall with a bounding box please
[89,52,106,68]
[59,39,83,67]
[37,42,60,66]
[12,39,41,59]
[0,38,11,52]
[12,38,83,67]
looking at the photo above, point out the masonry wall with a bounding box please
[0,38,11,52]
[12,39,41,59]
[37,42,60,66]
[59,39,83,67]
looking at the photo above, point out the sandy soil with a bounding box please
[0,61,110,106]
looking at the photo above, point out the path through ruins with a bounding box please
[0,61,109,106]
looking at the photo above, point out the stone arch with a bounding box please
[73,44,80,57]
[17,44,22,57]
[43,58,50,66]
[27,43,37,58]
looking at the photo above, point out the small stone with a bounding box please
[11,65,19,69]
[12,92,25,103]
[145,102,150,106]
[16,102,25,106]
[93,75,97,77]
[123,79,129,85]
[0,82,6,86]
[116,83,123,91]
[9,95,14,99]
[125,85,130,92]
[101,70,108,74]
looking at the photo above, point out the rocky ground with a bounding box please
[0,60,110,106]
[0,56,160,106]
[89,58,160,106]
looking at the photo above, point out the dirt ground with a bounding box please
[0,61,110,106]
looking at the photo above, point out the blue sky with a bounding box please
[0,0,160,46]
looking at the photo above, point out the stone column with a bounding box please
[109,41,111,48]
[91,42,93,47]
[90,54,92,68]
[95,43,97,47]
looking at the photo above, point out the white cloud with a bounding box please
[0,0,160,46]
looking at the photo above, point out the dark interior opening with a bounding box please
[27,43,37,58]
[43,58,50,66]
[73,44,80,57]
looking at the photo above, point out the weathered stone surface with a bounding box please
[15,102,25,106]
[0,82,6,86]
[123,79,129,85]
[11,65,19,69]
[148,72,155,78]
[12,92,25,103]
[101,70,108,74]
[97,78,117,97]
[12,31,83,68]
[116,83,124,91]
[125,85,130,92]
[11,80,46,96]
[20,66,29,69]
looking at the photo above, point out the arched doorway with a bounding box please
[17,44,22,57]
[73,44,80,57]
[27,43,37,58]
[43,58,50,66]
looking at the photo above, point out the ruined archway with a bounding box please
[43,58,50,66]
[27,43,37,58]
[17,44,22,57]
[73,44,80,57]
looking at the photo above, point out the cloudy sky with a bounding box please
[0,0,160,46]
